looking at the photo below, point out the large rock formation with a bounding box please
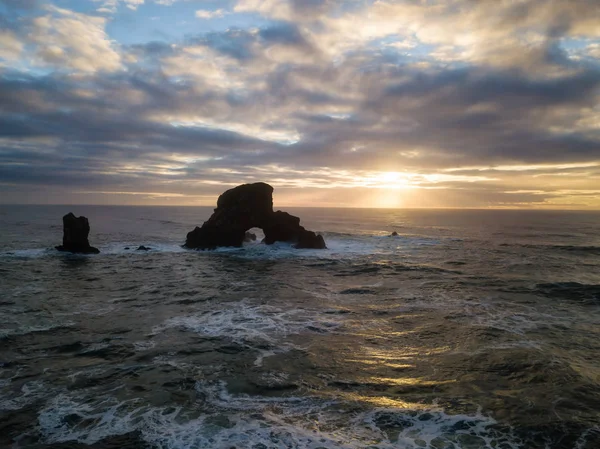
[185,182,326,250]
[56,213,100,254]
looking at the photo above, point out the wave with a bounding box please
[34,382,525,449]
[139,218,180,225]
[534,282,600,305]
[152,300,342,366]
[498,243,600,255]
[0,322,76,341]
[36,381,600,448]
[0,231,442,261]
[0,243,188,259]
[0,248,54,258]
[548,245,600,255]
[0,380,48,412]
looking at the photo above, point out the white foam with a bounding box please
[204,234,441,260]
[99,242,189,255]
[0,242,188,259]
[75,302,117,317]
[379,290,565,344]
[575,426,600,449]
[133,340,156,351]
[34,382,524,449]
[0,248,51,258]
[0,233,439,261]
[462,298,567,337]
[157,303,336,342]
[38,394,142,444]
[66,366,112,383]
[0,380,47,411]
[153,300,342,365]
[360,406,520,449]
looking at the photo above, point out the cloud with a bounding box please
[124,0,145,9]
[94,0,145,13]
[234,0,293,20]
[232,0,598,76]
[195,9,227,19]
[0,0,599,207]
[0,30,23,62]
[234,0,337,22]
[26,6,122,73]
[584,43,600,59]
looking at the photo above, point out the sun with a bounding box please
[378,172,412,189]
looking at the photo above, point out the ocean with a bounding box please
[0,205,599,449]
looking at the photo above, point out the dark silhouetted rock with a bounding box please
[244,232,257,242]
[262,211,301,244]
[56,213,99,254]
[136,245,151,251]
[184,183,326,250]
[391,231,399,236]
[295,230,326,249]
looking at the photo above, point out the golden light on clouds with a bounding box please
[1,0,599,208]
[68,162,600,209]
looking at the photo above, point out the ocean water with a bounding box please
[1,205,599,449]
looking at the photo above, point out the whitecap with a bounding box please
[34,383,525,449]
[152,300,343,365]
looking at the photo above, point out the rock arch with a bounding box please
[184,183,326,250]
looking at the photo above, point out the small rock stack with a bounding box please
[56,212,100,254]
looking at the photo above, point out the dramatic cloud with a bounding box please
[0,0,599,208]
[27,6,122,72]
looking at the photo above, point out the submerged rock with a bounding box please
[184,182,326,250]
[136,245,151,251]
[391,231,399,237]
[55,213,99,254]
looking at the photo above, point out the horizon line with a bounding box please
[1,203,599,212]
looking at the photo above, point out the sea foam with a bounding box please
[33,381,525,449]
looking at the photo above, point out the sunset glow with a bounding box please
[1,0,599,208]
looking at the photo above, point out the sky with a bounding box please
[1,0,599,209]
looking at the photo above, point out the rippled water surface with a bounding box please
[1,206,599,448]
